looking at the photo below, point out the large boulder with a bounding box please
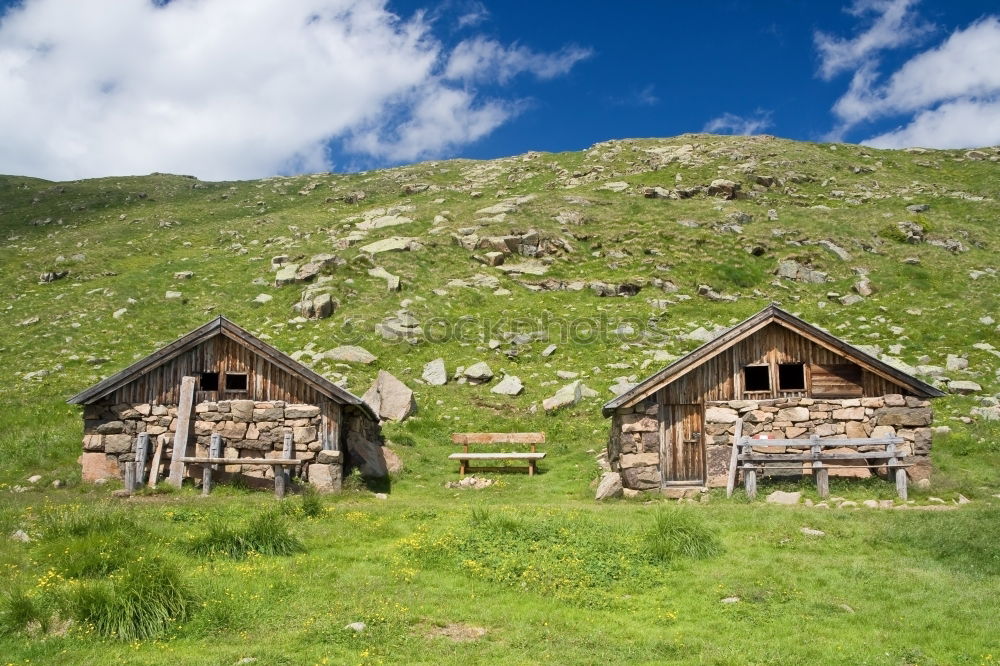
[363,370,416,422]
[381,446,403,475]
[345,430,388,479]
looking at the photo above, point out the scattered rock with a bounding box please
[252,293,272,304]
[765,490,801,505]
[422,358,448,386]
[10,530,30,543]
[707,179,740,199]
[362,371,416,422]
[464,362,494,384]
[491,375,524,395]
[776,259,827,284]
[446,476,495,489]
[164,290,183,300]
[324,346,377,364]
[345,622,367,633]
[948,380,981,394]
[542,380,584,412]
[595,472,623,500]
[359,237,422,255]
[27,475,41,484]
[720,596,740,604]
[368,266,401,291]
[800,527,825,537]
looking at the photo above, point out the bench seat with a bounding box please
[448,452,546,461]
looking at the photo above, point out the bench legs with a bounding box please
[528,460,536,477]
[743,465,756,499]
[895,467,908,501]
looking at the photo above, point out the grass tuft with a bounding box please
[70,557,193,641]
[186,510,304,559]
[646,507,723,563]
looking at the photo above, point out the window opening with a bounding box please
[225,373,248,392]
[743,365,770,392]
[199,372,219,391]
[778,363,806,391]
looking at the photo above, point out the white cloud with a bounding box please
[823,15,1000,147]
[455,1,489,29]
[835,17,1000,123]
[864,97,1000,148]
[702,111,772,136]
[0,0,588,181]
[444,37,591,84]
[814,0,931,80]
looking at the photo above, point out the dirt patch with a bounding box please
[424,622,487,642]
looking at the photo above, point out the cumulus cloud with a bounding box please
[444,37,591,84]
[835,17,1000,123]
[864,97,1000,148]
[702,110,772,136]
[823,16,1000,147]
[0,0,589,180]
[814,0,932,80]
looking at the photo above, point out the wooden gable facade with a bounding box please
[603,305,944,491]
[69,316,374,417]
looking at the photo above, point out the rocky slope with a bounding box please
[0,134,997,488]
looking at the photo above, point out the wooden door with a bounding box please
[659,403,705,485]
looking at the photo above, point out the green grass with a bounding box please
[185,510,305,559]
[0,135,998,662]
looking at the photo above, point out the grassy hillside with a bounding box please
[0,134,998,663]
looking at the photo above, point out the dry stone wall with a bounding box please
[607,396,661,490]
[80,399,347,492]
[703,395,932,487]
[608,394,933,491]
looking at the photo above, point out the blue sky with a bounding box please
[0,0,998,180]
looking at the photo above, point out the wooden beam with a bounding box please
[275,432,293,499]
[180,457,301,465]
[147,437,164,487]
[168,376,197,488]
[202,433,221,496]
[134,433,149,492]
[725,421,743,498]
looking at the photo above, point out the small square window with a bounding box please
[778,363,806,391]
[743,365,770,392]
[225,373,248,392]
[199,372,219,391]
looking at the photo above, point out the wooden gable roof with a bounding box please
[602,304,945,417]
[68,316,376,419]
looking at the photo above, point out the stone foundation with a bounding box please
[608,394,933,490]
[78,399,370,492]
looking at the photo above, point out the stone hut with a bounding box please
[602,305,945,492]
[68,316,381,492]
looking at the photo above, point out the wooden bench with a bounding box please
[449,433,546,476]
[733,432,909,500]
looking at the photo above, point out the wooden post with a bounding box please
[124,462,136,496]
[275,432,293,499]
[726,419,743,498]
[888,441,907,500]
[202,433,221,496]
[812,436,829,499]
[134,433,149,493]
[744,464,757,499]
[168,376,197,488]
[147,437,165,487]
